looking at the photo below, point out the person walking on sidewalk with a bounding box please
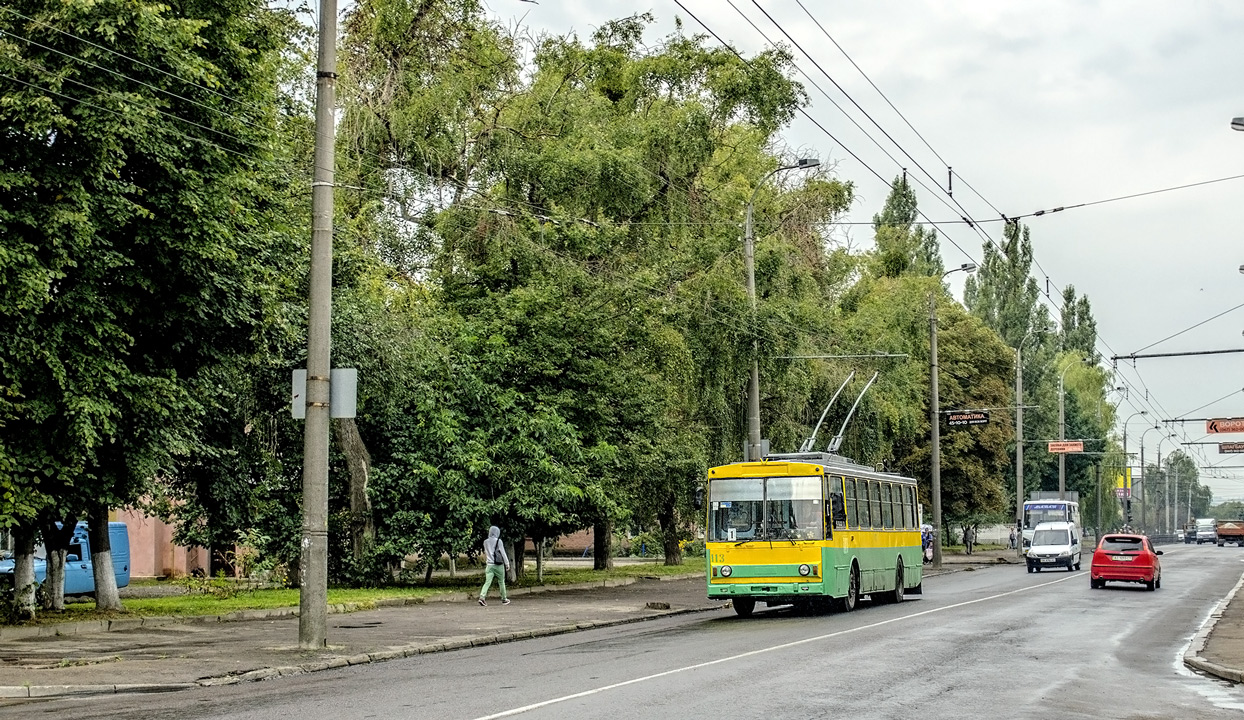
[963,525,975,556]
[478,526,511,606]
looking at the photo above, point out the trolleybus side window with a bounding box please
[857,480,871,528]
[882,483,894,528]
[905,486,916,528]
[828,476,846,531]
[870,481,883,530]
[844,477,859,529]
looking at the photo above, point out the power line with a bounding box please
[1006,173,1244,224]
[1130,301,1244,355]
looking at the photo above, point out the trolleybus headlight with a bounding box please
[720,565,733,577]
[798,564,811,576]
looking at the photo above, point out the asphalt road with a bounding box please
[19,544,1244,720]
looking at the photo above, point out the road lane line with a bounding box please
[469,573,1080,720]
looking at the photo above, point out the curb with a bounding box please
[0,601,727,699]
[0,573,706,642]
[1183,571,1244,683]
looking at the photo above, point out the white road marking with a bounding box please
[469,574,1080,720]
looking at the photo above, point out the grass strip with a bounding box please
[7,558,706,626]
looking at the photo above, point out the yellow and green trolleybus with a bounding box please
[705,451,923,617]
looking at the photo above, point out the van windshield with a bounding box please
[1032,529,1069,546]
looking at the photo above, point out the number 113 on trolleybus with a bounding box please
[705,451,924,617]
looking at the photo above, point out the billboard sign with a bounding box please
[1047,441,1084,453]
[947,411,990,427]
[1207,418,1244,434]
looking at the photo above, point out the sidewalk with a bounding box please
[9,549,1228,701]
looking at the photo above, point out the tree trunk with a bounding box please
[12,525,37,620]
[88,504,123,611]
[533,535,545,583]
[593,521,612,570]
[333,418,375,563]
[448,555,456,579]
[40,516,76,612]
[510,539,525,581]
[424,562,434,586]
[658,498,682,566]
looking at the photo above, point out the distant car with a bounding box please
[1090,533,1162,591]
[1026,521,1082,572]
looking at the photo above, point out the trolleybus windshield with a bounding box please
[709,476,822,542]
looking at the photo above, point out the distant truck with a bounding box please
[1195,518,1219,545]
[1217,520,1244,547]
[0,522,130,595]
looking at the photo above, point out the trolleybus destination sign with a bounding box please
[1047,441,1084,453]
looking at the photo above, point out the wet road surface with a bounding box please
[16,544,1244,719]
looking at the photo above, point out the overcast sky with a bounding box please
[488,0,1244,501]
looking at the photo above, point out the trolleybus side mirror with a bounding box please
[694,486,705,510]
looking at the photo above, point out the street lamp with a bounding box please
[1014,324,1053,558]
[744,158,820,461]
[1120,411,1147,528]
[930,261,978,568]
[1138,424,1162,532]
[1158,433,1179,534]
[1057,357,1091,500]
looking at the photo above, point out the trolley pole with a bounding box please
[299,0,337,650]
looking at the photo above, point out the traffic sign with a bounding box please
[1221,442,1244,454]
[1206,417,1244,434]
[1114,487,1128,498]
[947,411,990,427]
[1047,441,1084,453]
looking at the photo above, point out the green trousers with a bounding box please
[479,564,507,601]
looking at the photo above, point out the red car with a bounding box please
[1090,534,1163,590]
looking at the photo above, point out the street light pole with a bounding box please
[1139,424,1161,533]
[744,158,819,461]
[1057,358,1087,500]
[1014,326,1050,558]
[1157,434,1177,535]
[930,262,977,569]
[1121,411,1147,529]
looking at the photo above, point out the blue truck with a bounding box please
[0,522,131,595]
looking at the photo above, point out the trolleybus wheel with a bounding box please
[732,598,756,617]
[838,565,859,612]
[888,560,905,604]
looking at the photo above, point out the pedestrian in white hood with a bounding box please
[478,526,510,606]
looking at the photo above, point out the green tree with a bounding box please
[0,0,300,609]
[1059,285,1099,360]
[870,175,943,279]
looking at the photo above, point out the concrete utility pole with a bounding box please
[743,159,818,461]
[300,0,337,650]
[930,293,942,567]
[929,263,976,569]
